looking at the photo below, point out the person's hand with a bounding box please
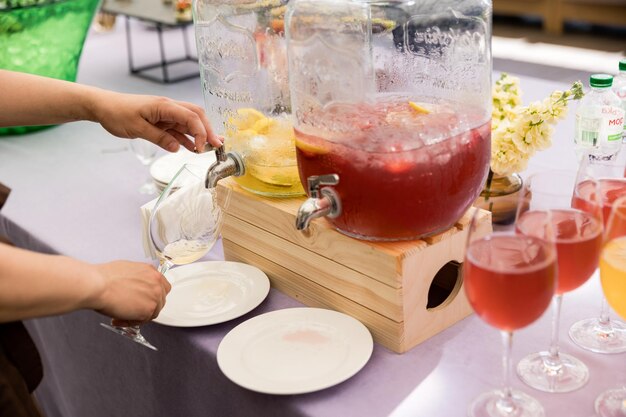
[91,90,222,153]
[90,261,171,325]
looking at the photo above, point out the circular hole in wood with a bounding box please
[426,261,463,311]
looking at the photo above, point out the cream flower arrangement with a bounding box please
[490,73,584,176]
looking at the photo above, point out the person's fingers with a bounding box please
[111,318,143,327]
[166,129,195,153]
[156,103,208,150]
[138,121,180,152]
[175,101,220,149]
[149,272,170,320]
[162,275,172,294]
[151,294,165,320]
[158,276,170,308]
[155,121,185,132]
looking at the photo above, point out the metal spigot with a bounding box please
[295,174,342,231]
[203,143,245,189]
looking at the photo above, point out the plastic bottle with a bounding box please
[574,74,625,160]
[613,59,626,142]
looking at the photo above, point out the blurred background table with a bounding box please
[493,0,626,35]
[101,0,198,83]
[0,19,623,417]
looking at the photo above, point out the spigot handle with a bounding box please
[307,174,339,198]
[202,143,227,162]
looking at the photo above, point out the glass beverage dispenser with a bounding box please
[289,0,492,240]
[193,0,304,196]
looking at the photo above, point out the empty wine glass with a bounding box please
[130,139,158,195]
[101,163,230,350]
[595,195,626,417]
[569,154,626,354]
[464,208,557,417]
[149,163,229,273]
[516,171,604,393]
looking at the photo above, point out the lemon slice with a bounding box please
[247,163,299,187]
[227,108,266,131]
[371,18,396,31]
[603,238,626,270]
[270,5,286,17]
[295,138,329,155]
[251,118,276,135]
[408,101,431,114]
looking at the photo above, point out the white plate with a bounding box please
[154,261,270,327]
[150,150,216,185]
[217,308,373,394]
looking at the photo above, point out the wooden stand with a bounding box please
[218,179,492,353]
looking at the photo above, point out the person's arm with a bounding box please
[0,243,170,323]
[0,69,221,152]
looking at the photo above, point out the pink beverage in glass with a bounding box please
[464,235,556,331]
[573,178,626,227]
[517,210,603,294]
[295,99,491,240]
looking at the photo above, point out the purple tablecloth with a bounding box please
[0,24,623,417]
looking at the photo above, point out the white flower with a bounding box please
[489,75,583,176]
[491,133,529,175]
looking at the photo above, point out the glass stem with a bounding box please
[497,330,515,414]
[598,295,611,327]
[546,295,563,370]
[158,259,173,275]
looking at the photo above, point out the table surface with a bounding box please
[102,0,192,26]
[0,23,624,417]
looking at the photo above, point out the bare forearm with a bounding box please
[0,69,219,152]
[0,243,103,322]
[0,70,101,127]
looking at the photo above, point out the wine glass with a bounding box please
[101,164,230,350]
[515,170,604,393]
[464,208,557,417]
[149,163,228,272]
[595,195,626,417]
[130,139,158,195]
[569,154,626,354]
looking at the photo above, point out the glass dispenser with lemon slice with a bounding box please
[288,0,493,240]
[193,0,304,196]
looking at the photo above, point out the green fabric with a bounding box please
[0,0,100,135]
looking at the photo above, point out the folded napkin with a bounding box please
[150,149,215,185]
[141,197,159,260]
[141,180,222,261]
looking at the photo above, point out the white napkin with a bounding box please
[141,197,159,260]
[140,181,222,261]
[150,150,215,185]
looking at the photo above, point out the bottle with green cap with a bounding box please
[574,73,625,160]
[613,59,626,141]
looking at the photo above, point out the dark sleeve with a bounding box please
[0,183,43,416]
[0,181,9,211]
[0,323,43,417]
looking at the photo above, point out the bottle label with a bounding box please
[575,106,625,147]
[620,97,626,133]
[612,83,626,139]
[575,115,601,146]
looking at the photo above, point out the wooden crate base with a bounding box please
[218,179,492,353]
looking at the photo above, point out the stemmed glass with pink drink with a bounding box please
[464,208,557,417]
[569,155,626,354]
[516,171,603,393]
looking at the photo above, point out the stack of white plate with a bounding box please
[150,150,216,191]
